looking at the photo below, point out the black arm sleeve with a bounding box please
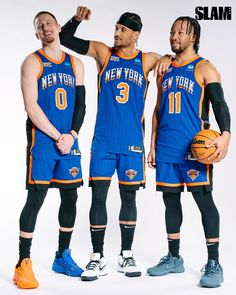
[205,82,231,133]
[71,85,86,133]
[59,17,90,55]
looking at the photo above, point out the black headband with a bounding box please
[117,15,142,32]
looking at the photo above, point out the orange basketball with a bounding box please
[191,129,220,164]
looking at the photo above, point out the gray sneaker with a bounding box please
[147,253,185,276]
[199,260,224,288]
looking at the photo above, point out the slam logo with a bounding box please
[195,6,232,20]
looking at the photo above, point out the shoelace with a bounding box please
[201,261,218,275]
[157,255,171,266]
[86,260,100,270]
[123,257,136,267]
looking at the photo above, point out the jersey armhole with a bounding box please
[141,52,149,82]
[99,47,112,77]
[194,59,206,87]
[33,52,44,80]
[69,55,77,77]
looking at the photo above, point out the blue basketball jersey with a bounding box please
[156,56,209,163]
[91,48,148,154]
[27,50,79,159]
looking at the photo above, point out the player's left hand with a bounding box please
[56,134,74,154]
[154,54,172,77]
[207,131,231,163]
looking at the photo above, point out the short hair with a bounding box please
[33,11,58,26]
[172,16,201,53]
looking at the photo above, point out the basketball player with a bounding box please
[59,6,171,280]
[13,11,86,289]
[147,17,231,288]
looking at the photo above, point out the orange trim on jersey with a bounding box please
[194,59,206,130]
[33,53,44,80]
[27,127,36,184]
[141,52,148,82]
[38,49,65,64]
[50,178,83,184]
[98,48,112,93]
[156,182,185,187]
[119,180,145,185]
[186,181,209,187]
[116,49,139,60]
[172,55,200,68]
[69,55,77,77]
[142,153,146,185]
[89,177,112,181]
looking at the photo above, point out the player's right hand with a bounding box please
[74,6,91,22]
[147,149,156,169]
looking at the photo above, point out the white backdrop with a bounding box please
[0,0,235,294]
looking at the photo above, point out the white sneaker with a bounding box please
[81,253,108,281]
[117,250,142,277]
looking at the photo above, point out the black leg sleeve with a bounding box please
[19,188,48,233]
[192,191,220,238]
[163,192,182,234]
[59,189,78,228]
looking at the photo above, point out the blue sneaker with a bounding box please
[52,249,84,277]
[147,253,185,276]
[199,260,224,288]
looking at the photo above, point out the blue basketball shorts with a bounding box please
[89,151,145,190]
[26,155,83,190]
[156,161,213,192]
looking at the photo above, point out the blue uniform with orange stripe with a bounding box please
[90,48,148,188]
[26,50,83,189]
[155,56,212,192]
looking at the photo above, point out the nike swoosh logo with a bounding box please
[124,226,136,229]
[206,243,215,246]
[91,228,105,232]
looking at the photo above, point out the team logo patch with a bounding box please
[186,64,194,71]
[166,67,173,73]
[134,58,141,64]
[69,167,79,178]
[64,61,71,67]
[187,169,199,181]
[110,56,120,62]
[43,62,52,67]
[126,169,137,180]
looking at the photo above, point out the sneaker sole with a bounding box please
[81,270,108,281]
[147,266,185,276]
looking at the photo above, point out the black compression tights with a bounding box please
[89,186,137,225]
[20,188,78,233]
[163,191,219,238]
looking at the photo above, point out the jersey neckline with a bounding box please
[171,55,201,67]
[38,49,66,64]
[115,48,140,60]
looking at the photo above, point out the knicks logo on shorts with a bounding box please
[187,169,199,181]
[125,169,137,180]
[69,167,79,178]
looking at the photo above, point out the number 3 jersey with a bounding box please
[27,50,79,159]
[156,56,210,163]
[92,48,149,154]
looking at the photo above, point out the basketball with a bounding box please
[191,129,220,164]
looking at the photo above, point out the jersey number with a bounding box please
[55,88,67,110]
[169,92,181,114]
[116,82,130,104]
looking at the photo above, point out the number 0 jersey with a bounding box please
[91,48,149,154]
[27,50,79,160]
[156,56,210,163]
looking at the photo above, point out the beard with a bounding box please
[171,45,185,54]
[43,36,55,45]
